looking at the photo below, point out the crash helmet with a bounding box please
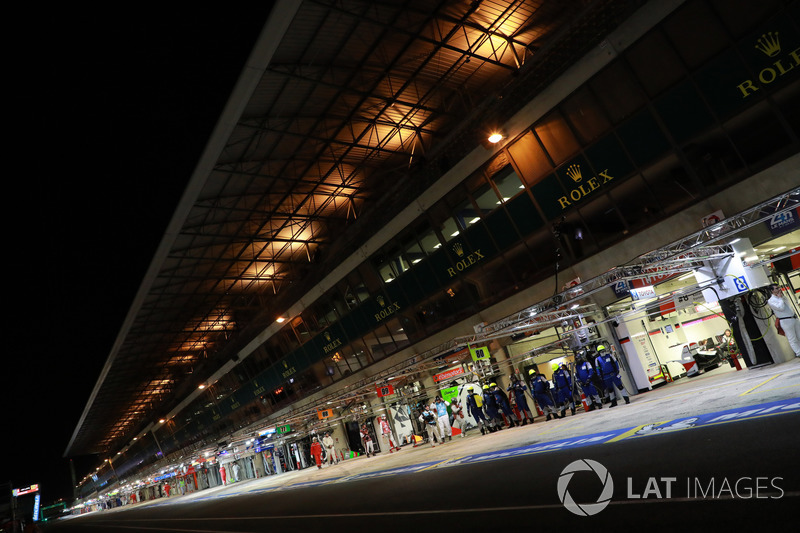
[482,384,490,390]
[552,362,560,372]
[597,344,606,352]
[528,369,535,375]
[468,386,474,392]
[490,382,497,388]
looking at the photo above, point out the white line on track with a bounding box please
[82,490,799,530]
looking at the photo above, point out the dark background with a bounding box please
[5,5,274,506]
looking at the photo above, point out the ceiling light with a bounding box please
[729,238,741,244]
[772,246,786,252]
[488,132,503,143]
[412,258,422,264]
[469,217,480,224]
[450,231,460,237]
[276,317,286,323]
[198,384,206,390]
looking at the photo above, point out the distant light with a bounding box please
[158,418,166,424]
[198,384,206,389]
[276,317,286,323]
[488,132,503,143]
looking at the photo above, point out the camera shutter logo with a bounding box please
[557,459,614,516]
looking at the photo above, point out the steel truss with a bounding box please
[455,187,800,347]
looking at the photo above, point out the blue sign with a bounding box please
[764,206,800,236]
[33,494,41,522]
[612,280,630,298]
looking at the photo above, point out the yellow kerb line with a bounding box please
[739,373,781,396]
[418,459,451,471]
[606,422,668,443]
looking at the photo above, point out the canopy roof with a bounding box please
[66,0,646,457]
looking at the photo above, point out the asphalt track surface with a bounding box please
[44,400,799,532]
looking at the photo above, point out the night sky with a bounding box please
[6,5,274,506]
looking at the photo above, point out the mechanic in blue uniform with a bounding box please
[595,344,630,407]
[482,384,503,431]
[575,351,603,411]
[507,375,534,425]
[528,369,558,421]
[491,382,519,427]
[466,386,489,435]
[552,362,576,417]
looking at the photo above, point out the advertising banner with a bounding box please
[433,366,465,382]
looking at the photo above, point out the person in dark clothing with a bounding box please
[529,369,558,421]
[575,352,603,411]
[482,384,504,431]
[552,362,576,417]
[465,386,489,435]
[491,382,519,427]
[507,375,534,425]
[595,345,630,407]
